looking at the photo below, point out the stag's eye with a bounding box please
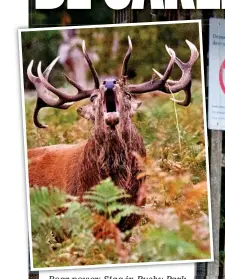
[90,95,97,102]
[125,92,131,100]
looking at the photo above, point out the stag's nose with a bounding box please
[102,79,119,128]
[103,79,117,90]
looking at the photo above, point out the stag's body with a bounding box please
[28,142,86,194]
[27,37,198,230]
[29,103,146,231]
[29,124,146,199]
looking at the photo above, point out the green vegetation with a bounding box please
[22,24,201,90]
[27,81,211,267]
[23,23,210,267]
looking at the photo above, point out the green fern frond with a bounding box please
[63,202,93,237]
[30,187,66,232]
[83,178,140,224]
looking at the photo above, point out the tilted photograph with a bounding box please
[19,21,213,270]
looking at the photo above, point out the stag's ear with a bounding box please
[130,98,142,116]
[77,104,93,120]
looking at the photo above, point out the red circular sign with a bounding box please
[219,59,225,94]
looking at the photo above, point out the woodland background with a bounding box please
[22,23,201,89]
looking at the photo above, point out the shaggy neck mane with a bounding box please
[97,127,131,189]
[76,121,146,197]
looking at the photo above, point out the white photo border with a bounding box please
[18,19,214,271]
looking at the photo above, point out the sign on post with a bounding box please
[208,18,225,130]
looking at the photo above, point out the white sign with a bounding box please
[208,18,225,130]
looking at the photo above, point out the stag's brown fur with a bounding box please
[28,84,146,230]
[28,123,146,199]
[28,142,86,194]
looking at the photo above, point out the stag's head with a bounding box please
[76,76,142,127]
[27,37,199,129]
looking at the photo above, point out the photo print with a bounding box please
[19,20,213,270]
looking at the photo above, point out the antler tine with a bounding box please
[27,57,60,83]
[129,40,199,107]
[128,45,176,94]
[169,85,191,107]
[43,56,60,80]
[33,98,47,129]
[63,73,86,92]
[121,36,133,78]
[27,59,65,106]
[155,40,199,106]
[37,61,92,102]
[27,59,76,128]
[162,46,176,81]
[82,40,100,89]
[27,58,93,128]
[33,97,73,129]
[184,40,199,67]
[27,60,38,83]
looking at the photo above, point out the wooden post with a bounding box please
[207,130,222,278]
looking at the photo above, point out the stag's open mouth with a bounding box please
[103,89,120,127]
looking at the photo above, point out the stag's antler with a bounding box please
[121,36,133,78]
[122,37,199,106]
[27,41,100,128]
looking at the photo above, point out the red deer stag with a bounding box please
[27,37,199,231]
